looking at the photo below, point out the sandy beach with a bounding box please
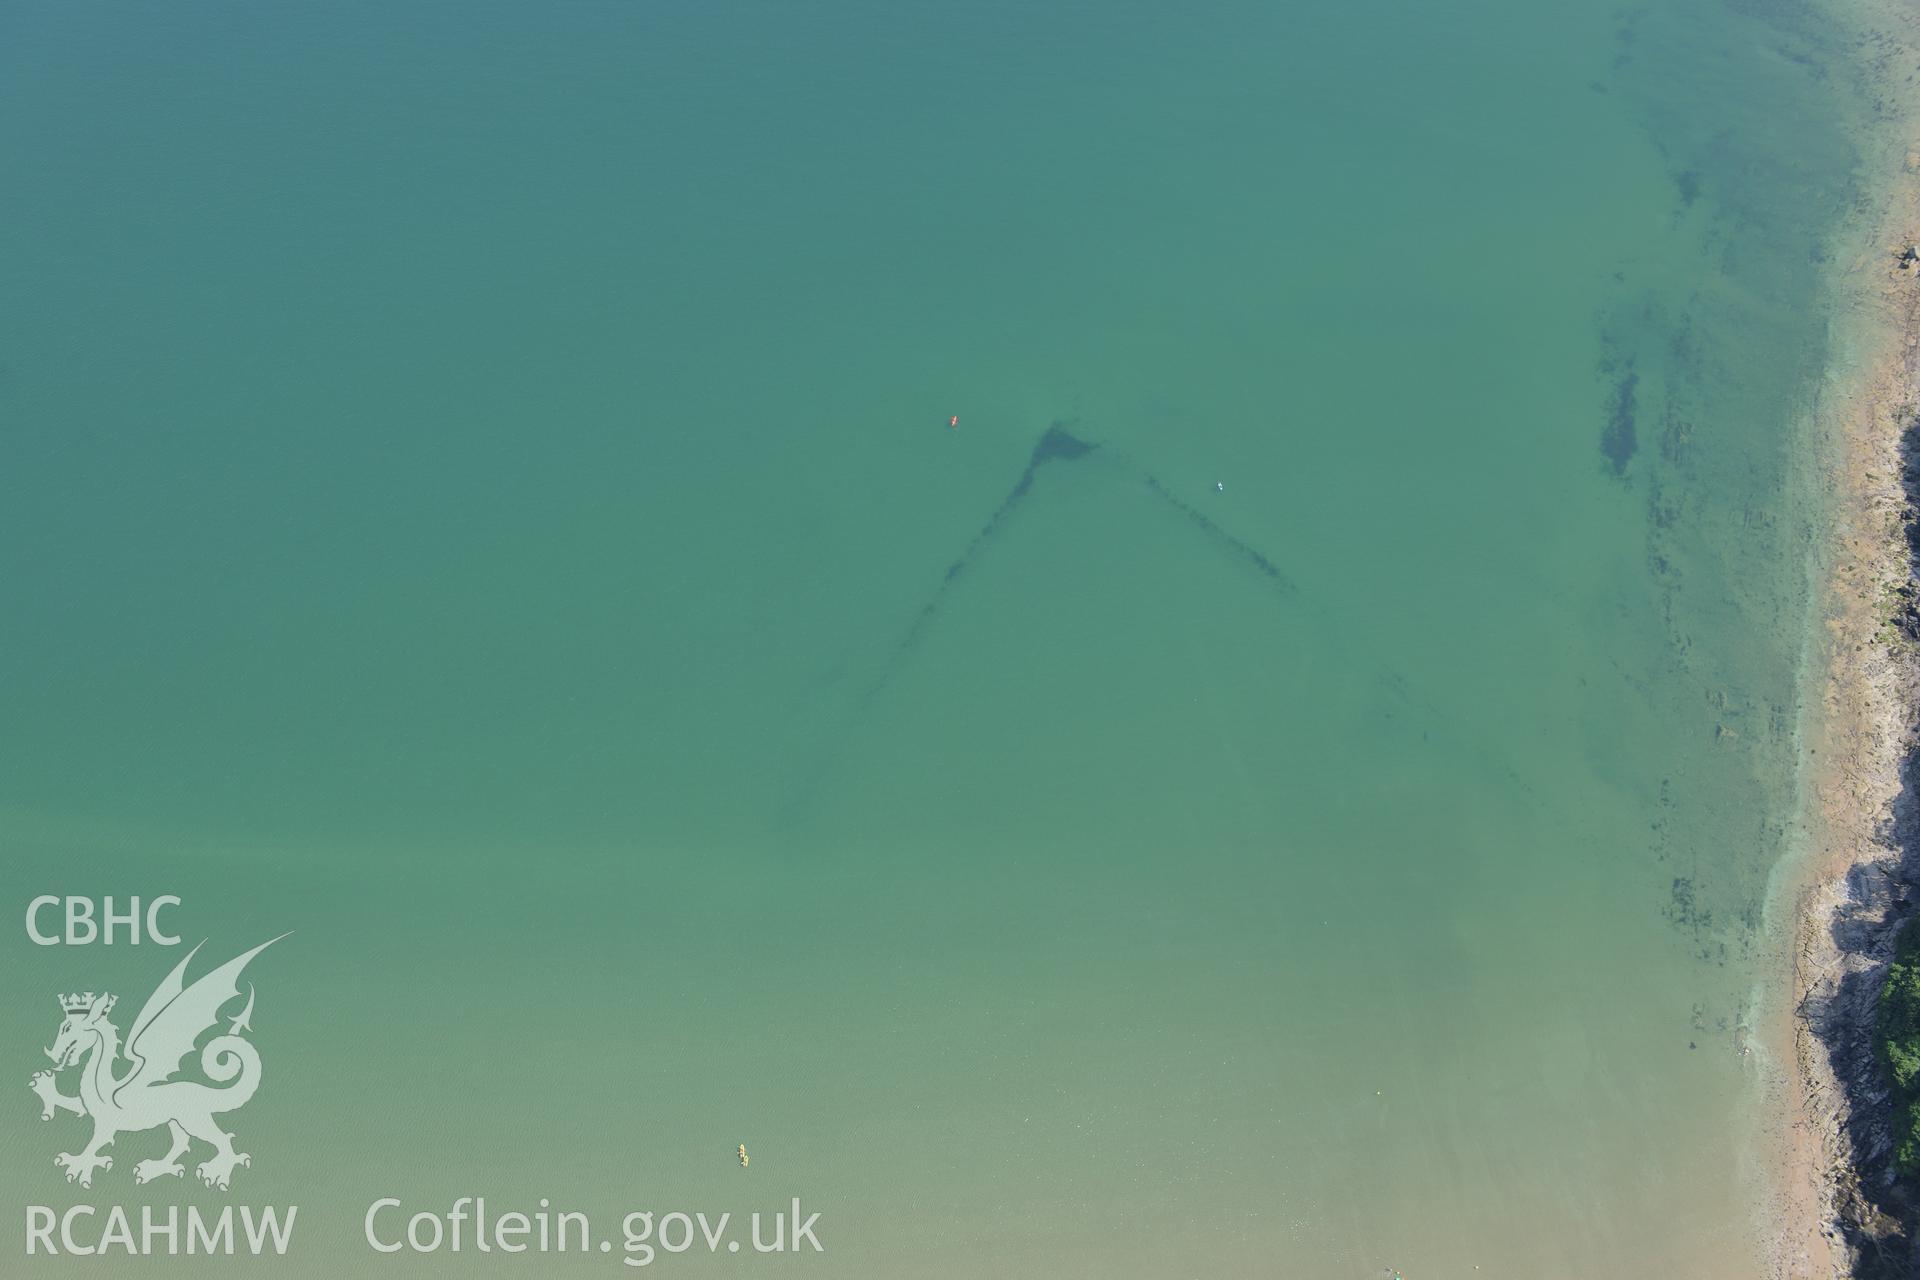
[1776,6,1920,1273]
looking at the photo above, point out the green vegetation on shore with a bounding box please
[1878,916,1920,1176]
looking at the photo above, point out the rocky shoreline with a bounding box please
[1783,92,1920,1275]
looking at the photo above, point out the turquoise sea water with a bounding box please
[0,0,1879,1274]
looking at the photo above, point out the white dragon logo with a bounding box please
[27,936,286,1191]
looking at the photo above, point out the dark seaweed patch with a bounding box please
[1601,367,1639,476]
[1667,312,1698,375]
[1658,402,1693,466]
[1666,876,1706,930]
[1673,168,1700,208]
